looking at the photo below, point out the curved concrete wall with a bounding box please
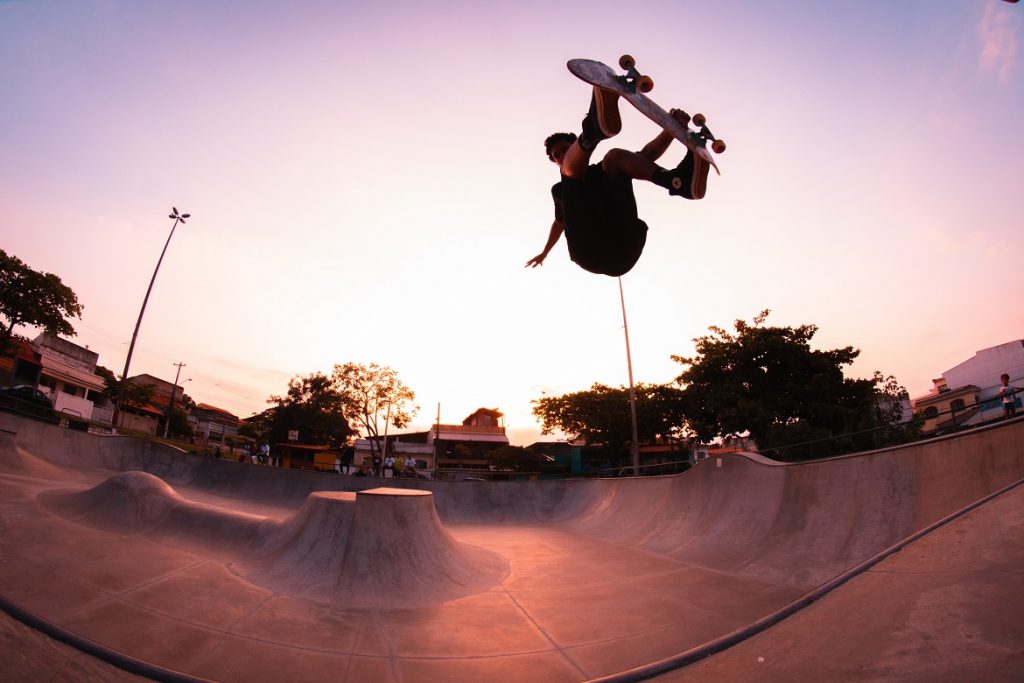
[3,411,1022,589]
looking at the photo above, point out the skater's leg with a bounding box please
[559,87,622,179]
[601,148,659,181]
[603,146,710,200]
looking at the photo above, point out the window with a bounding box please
[923,407,939,419]
[951,399,965,412]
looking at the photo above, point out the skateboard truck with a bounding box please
[691,113,727,154]
[618,56,726,154]
[616,54,654,94]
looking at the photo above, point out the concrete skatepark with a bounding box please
[1,411,1022,682]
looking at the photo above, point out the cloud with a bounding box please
[977,4,1018,85]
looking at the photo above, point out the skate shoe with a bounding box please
[666,150,710,200]
[579,86,621,152]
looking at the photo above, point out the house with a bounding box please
[434,408,509,471]
[189,403,240,446]
[32,333,110,424]
[0,338,43,387]
[354,407,511,476]
[912,340,1024,434]
[120,373,184,434]
[276,443,340,472]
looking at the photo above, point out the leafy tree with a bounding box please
[0,250,83,353]
[673,310,909,460]
[532,383,687,467]
[166,407,193,439]
[486,445,549,472]
[266,372,352,447]
[94,366,157,410]
[332,362,418,458]
[239,409,271,444]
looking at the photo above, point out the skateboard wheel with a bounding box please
[619,54,636,70]
[636,75,654,93]
[712,139,727,154]
[693,113,706,127]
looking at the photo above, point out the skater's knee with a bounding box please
[601,148,634,172]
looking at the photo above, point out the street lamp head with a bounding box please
[170,207,191,222]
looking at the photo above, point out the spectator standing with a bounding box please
[384,454,395,478]
[1000,373,1018,418]
[404,455,417,478]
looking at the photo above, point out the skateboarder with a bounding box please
[525,88,711,277]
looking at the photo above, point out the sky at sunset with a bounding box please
[1,0,1021,445]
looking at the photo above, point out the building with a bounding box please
[276,443,340,472]
[32,333,110,424]
[354,407,511,478]
[189,403,240,446]
[0,338,44,388]
[912,340,1024,434]
[119,373,184,434]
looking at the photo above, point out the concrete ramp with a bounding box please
[1,410,1022,682]
[237,488,509,608]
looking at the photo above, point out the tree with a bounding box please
[332,362,418,458]
[166,407,193,439]
[265,372,352,447]
[532,383,687,467]
[95,366,156,410]
[673,310,909,460]
[0,250,83,353]
[486,445,549,472]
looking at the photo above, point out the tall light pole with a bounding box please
[618,277,641,476]
[112,207,190,431]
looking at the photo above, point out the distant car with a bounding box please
[0,384,56,420]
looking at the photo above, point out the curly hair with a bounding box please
[544,132,577,160]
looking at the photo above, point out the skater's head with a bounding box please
[1002,373,1011,385]
[544,132,576,164]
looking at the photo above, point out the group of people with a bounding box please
[351,453,419,478]
[236,443,275,466]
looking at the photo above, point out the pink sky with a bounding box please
[1,1,1021,445]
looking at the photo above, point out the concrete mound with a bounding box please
[38,470,268,554]
[39,471,182,534]
[236,488,510,607]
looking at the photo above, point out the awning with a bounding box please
[435,431,509,443]
[39,356,106,392]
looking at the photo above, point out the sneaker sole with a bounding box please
[593,86,622,137]
[690,152,709,199]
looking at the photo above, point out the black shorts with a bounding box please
[556,165,649,277]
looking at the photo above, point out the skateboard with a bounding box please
[568,55,724,174]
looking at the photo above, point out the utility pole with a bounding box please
[618,278,641,476]
[112,207,190,431]
[163,362,187,438]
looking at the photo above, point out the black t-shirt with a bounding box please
[550,164,648,277]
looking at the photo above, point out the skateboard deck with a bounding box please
[568,57,722,174]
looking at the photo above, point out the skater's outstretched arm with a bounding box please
[525,221,564,268]
[639,109,690,163]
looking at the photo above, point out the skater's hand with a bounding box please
[524,253,546,268]
[669,108,691,127]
